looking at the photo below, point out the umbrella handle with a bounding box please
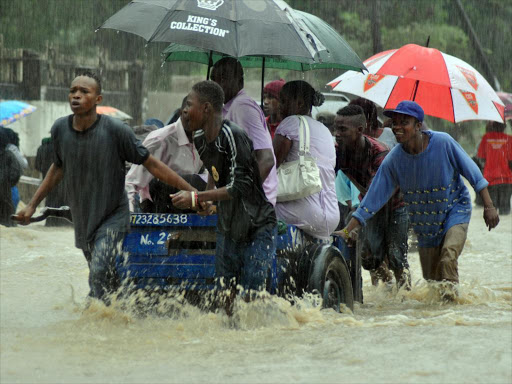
[412,80,420,101]
[261,57,266,110]
[206,50,213,80]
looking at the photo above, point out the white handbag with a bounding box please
[277,116,323,202]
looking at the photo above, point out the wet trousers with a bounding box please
[360,205,409,273]
[215,225,277,293]
[418,223,468,283]
[83,230,125,303]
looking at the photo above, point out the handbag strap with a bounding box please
[298,115,311,166]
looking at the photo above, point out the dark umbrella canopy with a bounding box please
[162,10,365,72]
[99,0,327,60]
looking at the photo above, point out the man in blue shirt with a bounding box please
[335,101,499,300]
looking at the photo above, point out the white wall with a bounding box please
[7,101,70,157]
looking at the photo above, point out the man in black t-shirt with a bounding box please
[35,137,71,226]
[172,81,277,311]
[14,72,196,304]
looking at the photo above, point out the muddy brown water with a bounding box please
[1,204,511,384]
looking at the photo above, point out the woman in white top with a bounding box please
[273,81,339,241]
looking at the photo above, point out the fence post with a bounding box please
[129,62,146,125]
[21,50,41,100]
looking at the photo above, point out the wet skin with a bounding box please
[333,115,363,149]
[68,76,102,116]
[391,114,421,146]
[181,90,208,135]
[263,92,279,117]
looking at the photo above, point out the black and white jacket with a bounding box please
[194,120,276,241]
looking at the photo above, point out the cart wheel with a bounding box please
[308,246,354,312]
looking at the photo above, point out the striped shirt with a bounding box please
[336,134,403,210]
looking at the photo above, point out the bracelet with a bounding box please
[484,206,495,211]
[342,228,351,239]
[195,191,199,208]
[190,191,196,209]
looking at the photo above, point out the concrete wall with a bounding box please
[7,100,70,157]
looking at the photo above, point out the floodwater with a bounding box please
[1,203,511,384]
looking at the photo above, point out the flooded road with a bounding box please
[1,203,511,384]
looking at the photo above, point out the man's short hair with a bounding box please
[336,105,366,128]
[337,104,364,117]
[77,71,102,95]
[192,80,224,113]
[488,121,506,132]
[349,97,379,131]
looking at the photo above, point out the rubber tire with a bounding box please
[308,245,354,312]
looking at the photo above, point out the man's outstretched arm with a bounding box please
[143,154,194,192]
[14,164,63,224]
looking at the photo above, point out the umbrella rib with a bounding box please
[279,5,318,61]
[451,88,456,123]
[383,77,401,109]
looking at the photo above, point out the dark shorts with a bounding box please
[215,225,277,292]
[360,205,409,271]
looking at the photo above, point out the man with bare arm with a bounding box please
[336,101,499,300]
[14,72,195,304]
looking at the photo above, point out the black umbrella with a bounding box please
[101,0,339,65]
[99,0,365,105]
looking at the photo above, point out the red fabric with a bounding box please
[477,132,512,185]
[384,78,455,122]
[377,44,451,87]
[493,102,507,121]
[375,44,464,123]
[363,49,395,67]
[263,79,285,100]
[336,135,404,209]
[266,115,280,139]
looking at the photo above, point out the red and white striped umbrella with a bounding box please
[327,44,505,123]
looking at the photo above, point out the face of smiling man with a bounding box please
[391,113,422,145]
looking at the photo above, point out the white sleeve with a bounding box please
[7,144,29,169]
